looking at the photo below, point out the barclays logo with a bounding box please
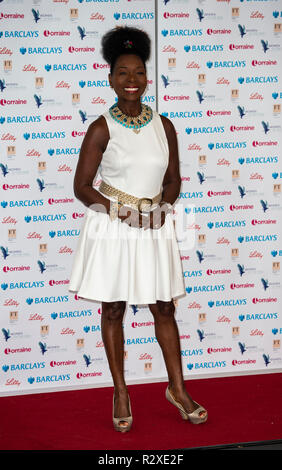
[239,156,278,165]
[2,30,39,38]
[113,12,154,20]
[10,362,45,371]
[162,29,202,37]
[187,361,226,370]
[24,131,66,140]
[31,374,71,383]
[20,47,62,55]
[185,126,224,134]
[206,60,246,68]
[238,234,278,243]
[5,115,41,124]
[239,313,278,322]
[210,141,247,150]
[80,80,109,88]
[52,309,92,319]
[238,76,278,84]
[181,349,203,356]
[184,44,223,52]
[45,64,87,72]
[207,220,246,229]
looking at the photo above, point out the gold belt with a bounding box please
[99,180,162,213]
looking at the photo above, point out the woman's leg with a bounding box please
[148,299,206,417]
[101,300,130,425]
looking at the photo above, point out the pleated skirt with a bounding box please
[68,206,186,305]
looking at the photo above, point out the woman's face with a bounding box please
[109,54,147,103]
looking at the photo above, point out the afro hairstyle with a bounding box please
[101,26,151,74]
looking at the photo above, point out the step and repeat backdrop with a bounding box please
[1,0,281,395]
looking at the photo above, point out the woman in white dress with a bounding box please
[69,26,207,432]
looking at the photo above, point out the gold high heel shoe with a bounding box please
[112,393,133,433]
[165,386,208,424]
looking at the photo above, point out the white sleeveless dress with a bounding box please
[68,107,186,305]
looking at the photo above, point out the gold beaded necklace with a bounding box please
[109,103,153,134]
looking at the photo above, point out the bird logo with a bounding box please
[238,24,246,38]
[196,8,204,22]
[238,342,246,355]
[77,26,86,40]
[2,328,11,342]
[261,40,269,53]
[83,354,91,367]
[31,9,40,23]
[263,354,270,367]
[39,342,47,355]
[161,75,169,88]
[0,79,6,92]
[237,264,245,277]
[197,329,205,342]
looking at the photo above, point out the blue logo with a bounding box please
[263,354,270,367]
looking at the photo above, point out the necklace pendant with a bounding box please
[133,128,141,134]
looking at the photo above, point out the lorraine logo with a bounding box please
[263,354,271,367]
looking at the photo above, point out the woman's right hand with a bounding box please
[118,205,150,229]
[118,203,169,230]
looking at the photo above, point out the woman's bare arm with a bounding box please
[159,114,182,206]
[73,116,111,214]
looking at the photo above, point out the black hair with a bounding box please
[101,26,151,75]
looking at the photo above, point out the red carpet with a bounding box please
[1,373,281,450]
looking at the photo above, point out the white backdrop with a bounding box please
[0,0,281,396]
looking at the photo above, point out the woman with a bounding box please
[68,26,207,432]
